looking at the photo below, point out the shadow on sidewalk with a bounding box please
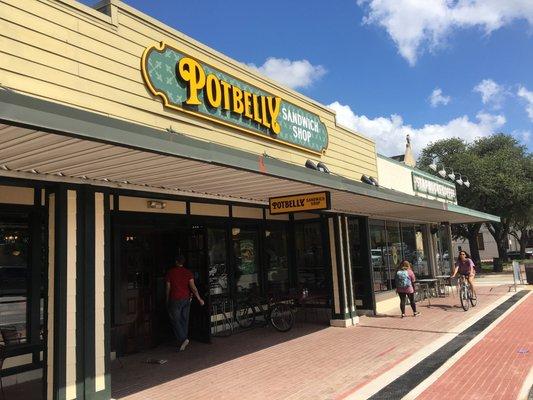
[111,320,329,399]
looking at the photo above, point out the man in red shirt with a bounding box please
[166,255,204,351]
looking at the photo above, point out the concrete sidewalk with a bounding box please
[109,284,528,400]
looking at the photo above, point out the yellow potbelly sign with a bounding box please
[269,192,331,215]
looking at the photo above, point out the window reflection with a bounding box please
[208,228,228,296]
[0,218,29,345]
[295,221,326,295]
[264,226,289,295]
[233,228,259,293]
[369,220,389,291]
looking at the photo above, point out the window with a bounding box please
[295,221,327,295]
[232,227,260,294]
[264,225,289,295]
[0,216,30,345]
[369,220,389,292]
[477,233,485,251]
[207,228,228,296]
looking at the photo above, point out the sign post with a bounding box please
[512,260,523,291]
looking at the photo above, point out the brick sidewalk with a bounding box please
[110,285,515,400]
[417,293,532,400]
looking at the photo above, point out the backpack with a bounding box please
[395,270,411,289]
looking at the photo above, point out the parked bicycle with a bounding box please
[457,275,477,311]
[234,289,295,332]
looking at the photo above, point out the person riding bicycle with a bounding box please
[451,251,477,299]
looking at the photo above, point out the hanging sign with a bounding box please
[269,191,331,214]
[141,42,328,154]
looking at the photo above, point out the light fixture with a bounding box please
[361,175,374,185]
[316,162,330,173]
[1,165,9,171]
[438,166,447,178]
[447,169,455,181]
[305,159,318,170]
[463,176,470,188]
[147,200,166,209]
[429,158,438,171]
[369,176,379,187]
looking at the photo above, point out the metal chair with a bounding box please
[0,326,21,346]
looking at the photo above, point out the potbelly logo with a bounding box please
[141,42,328,154]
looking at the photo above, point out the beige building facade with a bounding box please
[0,1,499,399]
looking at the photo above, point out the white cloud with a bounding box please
[328,101,506,156]
[357,0,533,65]
[247,58,326,89]
[474,79,506,107]
[517,86,533,121]
[429,88,451,107]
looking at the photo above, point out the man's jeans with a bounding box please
[168,298,191,343]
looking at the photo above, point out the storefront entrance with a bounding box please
[113,215,212,355]
[111,210,333,356]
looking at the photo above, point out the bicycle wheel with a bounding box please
[235,302,255,329]
[460,284,470,311]
[469,287,477,307]
[270,303,294,332]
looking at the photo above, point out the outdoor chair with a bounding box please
[0,327,21,346]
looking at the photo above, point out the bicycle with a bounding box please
[457,275,477,311]
[234,290,295,332]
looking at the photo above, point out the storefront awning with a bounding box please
[0,89,499,224]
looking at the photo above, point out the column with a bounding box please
[45,186,111,400]
[328,215,359,327]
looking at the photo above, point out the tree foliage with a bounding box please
[418,134,533,267]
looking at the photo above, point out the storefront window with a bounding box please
[369,220,390,291]
[399,223,430,277]
[0,217,30,345]
[295,221,326,295]
[435,225,452,276]
[207,228,228,296]
[264,226,289,295]
[348,217,372,309]
[385,221,402,288]
[233,227,260,293]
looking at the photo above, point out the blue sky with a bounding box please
[81,0,533,156]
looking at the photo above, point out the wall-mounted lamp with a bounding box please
[447,169,456,181]
[437,165,447,178]
[361,175,375,185]
[305,159,318,170]
[455,173,464,186]
[462,176,470,188]
[147,200,166,209]
[316,162,330,174]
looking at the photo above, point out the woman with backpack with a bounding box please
[395,260,420,318]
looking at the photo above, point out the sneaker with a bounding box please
[179,339,189,351]
[413,311,420,317]
[401,314,407,318]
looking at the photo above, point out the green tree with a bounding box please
[418,138,483,266]
[470,135,532,268]
[418,134,532,271]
